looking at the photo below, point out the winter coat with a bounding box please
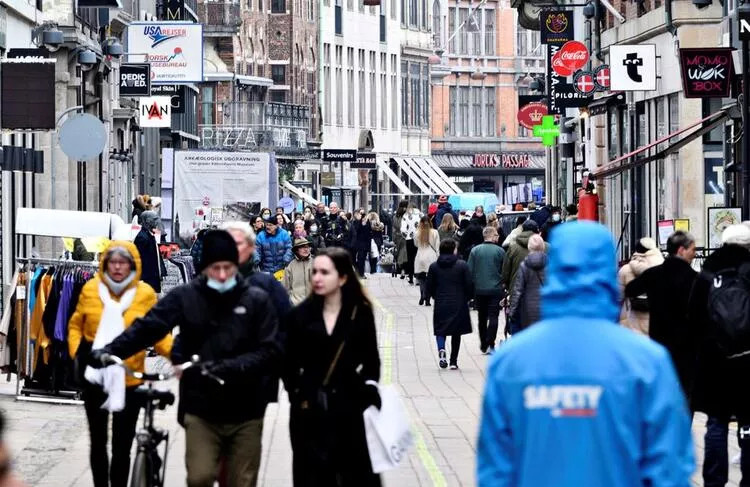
[68,241,172,388]
[371,224,384,251]
[458,220,484,261]
[400,212,420,240]
[509,252,547,330]
[617,249,664,335]
[105,275,282,424]
[284,298,381,485]
[478,222,693,487]
[467,242,506,296]
[438,228,457,244]
[435,202,459,228]
[239,260,293,319]
[690,245,750,418]
[541,219,562,241]
[414,229,440,275]
[625,257,697,396]
[502,225,523,249]
[530,206,552,228]
[472,213,487,227]
[325,217,352,249]
[426,255,474,337]
[134,228,163,293]
[308,233,326,255]
[502,230,534,294]
[352,219,373,252]
[284,257,313,305]
[314,212,330,235]
[256,228,293,273]
[393,214,407,266]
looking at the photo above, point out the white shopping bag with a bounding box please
[370,239,380,259]
[363,382,414,473]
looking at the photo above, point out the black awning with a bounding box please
[587,92,626,116]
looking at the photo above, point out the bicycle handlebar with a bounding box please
[101,354,225,385]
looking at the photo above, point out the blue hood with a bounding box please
[541,221,619,322]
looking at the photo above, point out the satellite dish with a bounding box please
[58,113,107,161]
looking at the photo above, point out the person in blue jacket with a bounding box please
[478,221,694,487]
[434,195,459,229]
[256,215,293,274]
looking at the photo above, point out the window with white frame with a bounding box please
[370,51,377,128]
[448,85,495,137]
[359,49,366,127]
[401,61,408,126]
[448,7,494,55]
[323,44,331,124]
[409,0,417,26]
[381,54,388,129]
[391,55,398,129]
[484,9,495,55]
[347,48,354,126]
[485,87,495,136]
[335,46,343,125]
[516,26,540,57]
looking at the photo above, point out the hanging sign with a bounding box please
[540,10,574,45]
[594,64,610,90]
[547,43,592,114]
[139,96,172,127]
[573,71,596,95]
[119,63,151,97]
[351,152,376,169]
[679,47,734,98]
[556,41,589,73]
[151,84,185,113]
[519,94,545,106]
[517,102,548,130]
[551,51,574,77]
[532,115,560,146]
[127,22,204,84]
[610,44,657,91]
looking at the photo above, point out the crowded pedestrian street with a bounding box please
[0,273,741,487]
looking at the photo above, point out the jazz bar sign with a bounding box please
[139,96,171,127]
[119,63,151,96]
[679,48,734,98]
[473,153,533,169]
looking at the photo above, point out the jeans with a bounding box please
[83,386,144,487]
[184,413,264,487]
[405,240,418,281]
[475,294,501,349]
[355,250,368,276]
[436,335,461,364]
[704,416,750,487]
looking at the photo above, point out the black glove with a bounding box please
[363,383,381,410]
[87,349,111,369]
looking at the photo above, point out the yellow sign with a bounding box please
[674,219,690,232]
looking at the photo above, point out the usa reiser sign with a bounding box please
[127,22,203,84]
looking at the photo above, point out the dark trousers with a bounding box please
[416,272,429,301]
[355,250,368,276]
[405,240,418,281]
[436,335,461,364]
[83,386,143,487]
[476,294,501,349]
[704,416,750,487]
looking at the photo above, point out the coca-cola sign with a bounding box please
[472,153,533,169]
[559,41,589,70]
[679,47,734,98]
[551,51,574,77]
[517,102,548,130]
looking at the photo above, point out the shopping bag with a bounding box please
[370,239,380,259]
[363,382,414,473]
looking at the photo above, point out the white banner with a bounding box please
[173,151,270,233]
[610,44,657,91]
[139,96,172,127]
[127,22,203,83]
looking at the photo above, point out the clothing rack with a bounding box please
[14,256,99,405]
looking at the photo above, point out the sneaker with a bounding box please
[449,363,458,370]
[419,298,424,306]
[425,300,431,306]
[480,344,488,354]
[438,349,448,369]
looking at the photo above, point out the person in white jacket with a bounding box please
[414,216,440,306]
[400,203,421,285]
[617,237,664,334]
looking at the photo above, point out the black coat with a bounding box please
[509,252,547,330]
[690,245,750,418]
[325,217,351,249]
[625,257,697,396]
[427,255,474,337]
[352,219,373,251]
[284,298,381,486]
[105,277,282,423]
[458,220,484,261]
[134,228,163,293]
[315,212,330,235]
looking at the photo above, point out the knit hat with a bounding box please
[528,234,545,253]
[199,230,239,271]
[438,195,448,204]
[722,224,750,249]
[522,219,539,233]
[293,238,311,249]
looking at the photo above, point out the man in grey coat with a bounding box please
[467,226,506,354]
[509,234,547,331]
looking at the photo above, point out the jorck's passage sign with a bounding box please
[679,48,734,98]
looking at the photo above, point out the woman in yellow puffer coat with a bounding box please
[68,241,172,487]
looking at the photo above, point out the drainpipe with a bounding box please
[665,0,678,38]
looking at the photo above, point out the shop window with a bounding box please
[703,97,723,144]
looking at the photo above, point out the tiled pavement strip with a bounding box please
[0,273,742,486]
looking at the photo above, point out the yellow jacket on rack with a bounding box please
[68,240,172,387]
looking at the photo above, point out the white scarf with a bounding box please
[84,282,137,412]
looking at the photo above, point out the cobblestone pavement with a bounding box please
[0,274,742,486]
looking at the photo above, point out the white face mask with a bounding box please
[207,275,238,293]
[552,213,561,222]
[310,225,318,233]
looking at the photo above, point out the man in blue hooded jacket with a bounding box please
[478,221,694,487]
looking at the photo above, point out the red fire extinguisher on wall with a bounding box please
[578,172,599,221]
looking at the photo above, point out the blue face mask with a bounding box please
[207,275,237,293]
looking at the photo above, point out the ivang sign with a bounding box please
[679,47,734,98]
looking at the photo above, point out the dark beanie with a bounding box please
[522,219,539,233]
[199,230,239,271]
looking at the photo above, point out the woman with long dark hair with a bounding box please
[284,248,382,487]
[392,200,409,278]
[414,215,440,306]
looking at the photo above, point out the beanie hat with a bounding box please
[522,219,539,233]
[722,224,750,249]
[528,234,545,253]
[199,230,239,271]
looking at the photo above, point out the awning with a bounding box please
[377,160,413,195]
[392,157,433,194]
[282,180,320,205]
[592,108,730,179]
[421,157,464,194]
[410,157,456,194]
[400,158,443,194]
[202,72,274,87]
[587,92,626,116]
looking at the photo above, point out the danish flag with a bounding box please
[576,73,596,94]
[596,66,611,89]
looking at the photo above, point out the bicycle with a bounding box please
[100,354,224,487]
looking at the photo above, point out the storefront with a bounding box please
[433,152,545,205]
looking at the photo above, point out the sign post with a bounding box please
[739,5,750,218]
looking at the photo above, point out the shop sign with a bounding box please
[594,65,610,90]
[322,149,357,161]
[321,172,336,186]
[573,71,596,95]
[127,22,203,83]
[163,0,185,20]
[119,63,151,97]
[610,44,657,91]
[552,41,589,76]
[540,10,574,45]
[517,102,548,130]
[351,152,376,169]
[472,153,533,169]
[740,8,750,41]
[679,48,734,98]
[547,43,592,114]
[139,96,172,127]
[533,115,560,146]
[199,125,308,151]
[1,58,56,130]
[151,84,184,113]
[519,94,545,106]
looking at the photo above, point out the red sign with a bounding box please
[679,47,734,98]
[594,65,610,90]
[551,51,574,77]
[558,41,589,71]
[517,102,548,130]
[574,72,596,94]
[472,153,533,169]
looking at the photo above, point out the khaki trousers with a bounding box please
[184,413,264,487]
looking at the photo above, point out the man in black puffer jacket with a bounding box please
[93,230,282,487]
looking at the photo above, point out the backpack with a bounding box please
[707,262,750,358]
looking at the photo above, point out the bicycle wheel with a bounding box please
[130,451,149,487]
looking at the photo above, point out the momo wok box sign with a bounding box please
[127,22,203,84]
[679,47,734,98]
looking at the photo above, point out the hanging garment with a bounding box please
[30,273,53,371]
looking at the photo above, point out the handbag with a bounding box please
[363,381,414,473]
[370,239,380,259]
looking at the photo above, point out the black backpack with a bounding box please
[707,262,750,358]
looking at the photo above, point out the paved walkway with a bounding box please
[0,274,742,486]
